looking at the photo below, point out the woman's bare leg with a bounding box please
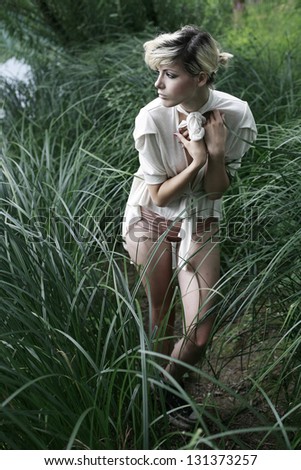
[165,226,220,381]
[125,230,176,356]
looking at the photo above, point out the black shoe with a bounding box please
[164,389,200,430]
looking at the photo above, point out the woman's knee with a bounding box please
[187,335,208,351]
[186,321,214,350]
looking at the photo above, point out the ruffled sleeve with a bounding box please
[134,109,167,185]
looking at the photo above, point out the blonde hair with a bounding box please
[144,25,233,85]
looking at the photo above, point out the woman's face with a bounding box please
[154,62,205,112]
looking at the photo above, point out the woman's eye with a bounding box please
[166,72,177,79]
[153,69,178,79]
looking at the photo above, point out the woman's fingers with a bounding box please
[174,132,186,144]
[203,110,227,159]
[205,109,224,124]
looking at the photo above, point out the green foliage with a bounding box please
[0,0,234,53]
[152,0,206,32]
[227,1,300,60]
[0,0,149,49]
[216,1,301,125]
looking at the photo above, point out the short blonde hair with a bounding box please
[144,25,233,85]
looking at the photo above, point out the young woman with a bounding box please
[122,25,257,427]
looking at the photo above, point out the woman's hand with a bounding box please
[204,110,227,160]
[174,132,207,169]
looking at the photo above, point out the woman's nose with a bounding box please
[155,74,164,89]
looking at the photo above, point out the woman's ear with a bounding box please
[197,72,208,86]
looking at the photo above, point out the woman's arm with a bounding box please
[203,109,230,199]
[147,109,229,206]
[147,137,207,207]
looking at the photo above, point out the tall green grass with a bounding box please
[1,18,301,449]
[1,121,161,449]
[1,119,300,449]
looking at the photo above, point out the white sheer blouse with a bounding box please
[123,88,257,269]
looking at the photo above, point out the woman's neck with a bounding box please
[180,87,210,113]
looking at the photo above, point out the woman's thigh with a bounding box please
[125,223,175,312]
[177,222,220,329]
